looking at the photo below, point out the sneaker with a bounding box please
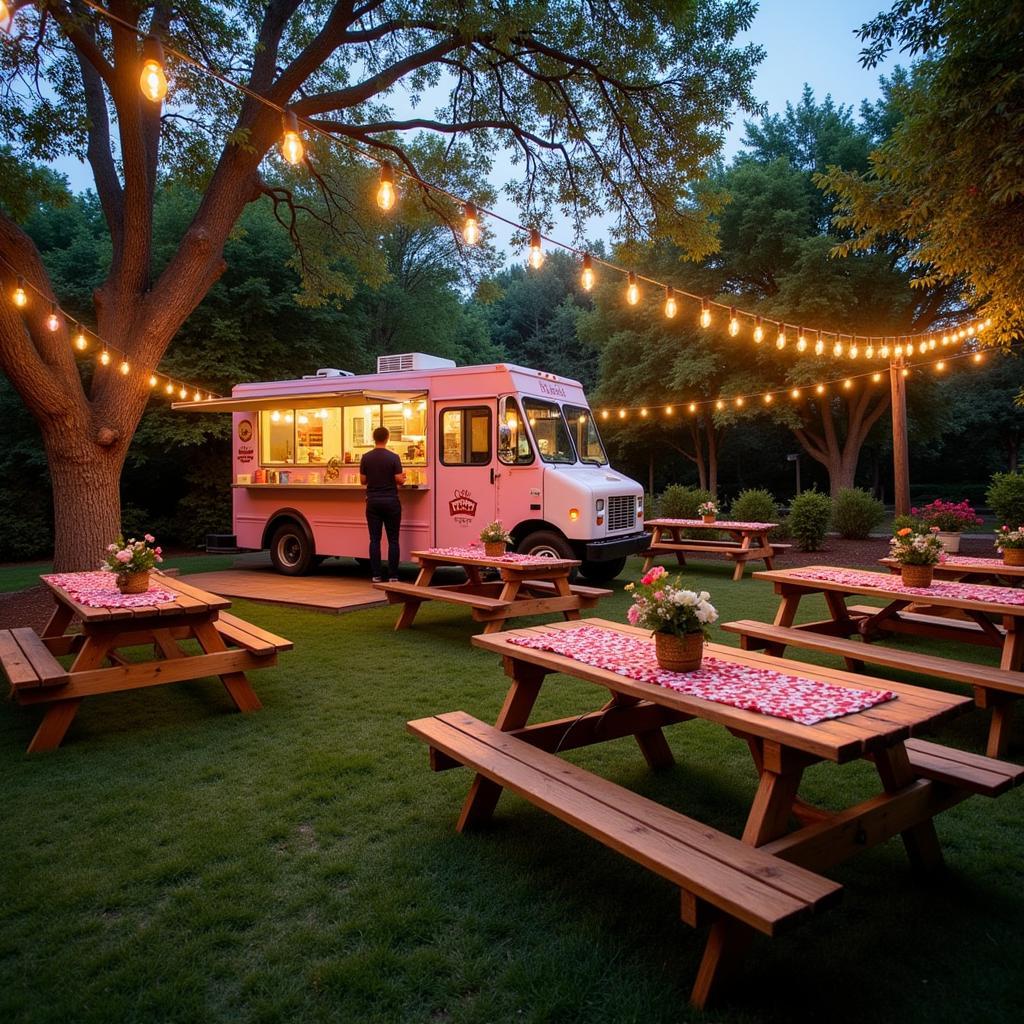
[371,576,384,583]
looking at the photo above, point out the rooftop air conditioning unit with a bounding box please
[377,353,457,373]
[302,368,355,378]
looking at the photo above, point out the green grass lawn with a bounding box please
[2,557,1022,1024]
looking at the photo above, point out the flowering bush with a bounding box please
[889,527,944,566]
[994,526,1024,550]
[624,566,718,638]
[101,534,162,575]
[479,521,513,544]
[697,500,718,517]
[911,499,983,533]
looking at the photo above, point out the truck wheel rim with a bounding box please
[279,535,302,566]
[527,543,561,559]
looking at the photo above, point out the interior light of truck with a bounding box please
[285,412,294,423]
[297,413,309,424]
[418,400,427,411]
[403,406,413,419]
[271,410,281,423]
[569,508,579,521]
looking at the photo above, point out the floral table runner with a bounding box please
[508,625,894,725]
[940,556,1014,568]
[651,519,776,531]
[419,546,574,566]
[785,567,1024,606]
[43,571,177,609]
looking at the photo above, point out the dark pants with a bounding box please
[366,496,402,579]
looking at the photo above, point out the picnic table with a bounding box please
[408,618,1021,1007]
[642,518,790,581]
[732,565,1024,756]
[0,571,291,753]
[373,547,610,633]
[879,554,1024,586]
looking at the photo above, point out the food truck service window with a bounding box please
[563,405,608,465]
[342,402,427,466]
[440,407,492,465]
[259,408,342,466]
[521,398,576,464]
[498,396,533,465]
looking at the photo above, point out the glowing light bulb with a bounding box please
[462,203,479,245]
[881,344,890,359]
[728,308,740,337]
[640,408,648,417]
[815,333,825,357]
[849,343,859,359]
[626,272,640,306]
[735,396,744,407]
[298,413,309,425]
[929,337,937,349]
[791,388,800,400]
[0,0,12,32]
[918,340,927,355]
[46,304,60,332]
[665,406,673,415]
[796,330,807,353]
[284,412,293,423]
[179,385,188,399]
[119,359,130,375]
[776,327,787,350]
[664,287,677,319]
[618,408,626,419]
[74,327,88,351]
[872,372,882,383]
[165,382,174,395]
[715,399,725,410]
[816,384,826,395]
[901,367,910,378]
[764,393,773,404]
[600,409,609,420]
[580,253,594,291]
[527,228,544,269]
[699,299,711,329]
[139,37,168,103]
[100,348,111,366]
[280,110,304,165]
[753,317,764,344]
[894,343,904,358]
[843,378,852,390]
[12,277,27,307]
[833,340,843,358]
[973,352,984,363]
[985,318,992,327]
[193,390,202,402]
[271,410,281,423]
[402,406,412,420]
[688,402,697,413]
[866,344,874,359]
[149,374,158,387]
[936,361,946,371]
[376,161,396,211]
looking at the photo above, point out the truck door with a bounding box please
[433,402,498,547]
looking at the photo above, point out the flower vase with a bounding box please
[702,515,716,524]
[654,631,704,672]
[936,531,961,553]
[900,564,934,588]
[1002,548,1024,567]
[117,570,151,594]
[484,541,507,558]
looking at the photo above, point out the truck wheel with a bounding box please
[578,557,627,583]
[269,522,314,576]
[517,530,576,562]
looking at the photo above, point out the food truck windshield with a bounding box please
[521,397,608,466]
[563,404,608,465]
[258,399,428,468]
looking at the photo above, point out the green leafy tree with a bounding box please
[821,1,1024,341]
[0,0,762,568]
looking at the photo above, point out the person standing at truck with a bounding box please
[360,426,406,581]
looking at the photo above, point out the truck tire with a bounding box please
[578,556,627,583]
[269,521,314,576]
[516,530,576,562]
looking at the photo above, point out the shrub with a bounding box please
[832,488,886,539]
[730,488,779,525]
[657,485,712,520]
[987,472,1024,527]
[911,499,982,533]
[893,513,921,533]
[788,490,832,551]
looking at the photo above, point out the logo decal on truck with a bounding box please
[449,489,478,524]
[538,380,567,398]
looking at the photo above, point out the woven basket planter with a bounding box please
[116,571,151,594]
[654,631,704,672]
[900,564,934,588]
[483,541,507,557]
[1003,547,1024,566]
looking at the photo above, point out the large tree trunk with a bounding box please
[706,419,719,498]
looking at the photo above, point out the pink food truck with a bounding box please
[186,353,647,581]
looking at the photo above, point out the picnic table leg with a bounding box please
[772,586,803,629]
[984,620,1024,757]
[457,661,546,832]
[730,532,753,582]
[641,526,661,573]
[192,620,263,713]
[27,699,84,754]
[395,563,436,630]
[689,917,754,1010]
[481,578,522,634]
[822,591,865,671]
[613,693,675,769]
[40,601,74,639]
[874,743,944,874]
[553,574,583,623]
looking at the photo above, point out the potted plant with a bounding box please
[889,527,944,587]
[101,534,163,593]
[994,525,1024,566]
[697,500,719,524]
[625,566,718,671]
[911,499,983,553]
[479,521,514,557]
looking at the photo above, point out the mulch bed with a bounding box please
[0,536,1000,633]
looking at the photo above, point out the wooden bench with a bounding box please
[848,603,1007,646]
[721,618,1024,758]
[903,738,1024,796]
[515,579,613,600]
[214,612,294,656]
[0,628,69,693]
[377,580,510,611]
[408,710,841,1008]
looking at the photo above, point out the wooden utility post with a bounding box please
[890,360,911,515]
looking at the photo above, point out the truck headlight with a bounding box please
[596,498,605,512]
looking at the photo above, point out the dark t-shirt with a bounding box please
[360,447,403,498]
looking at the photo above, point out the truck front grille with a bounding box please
[606,495,636,533]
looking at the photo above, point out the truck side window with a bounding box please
[498,396,533,465]
[440,407,492,466]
